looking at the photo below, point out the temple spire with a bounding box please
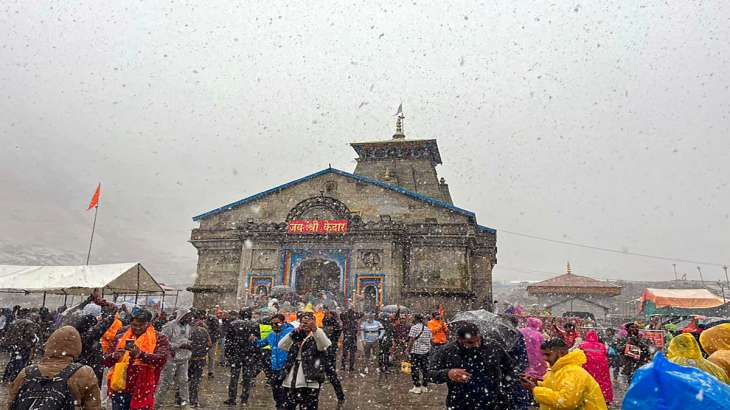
[566,262,572,275]
[393,103,405,139]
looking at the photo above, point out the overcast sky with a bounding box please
[1,1,729,286]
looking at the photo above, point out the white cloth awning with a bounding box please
[0,262,163,295]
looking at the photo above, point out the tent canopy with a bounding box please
[0,263,163,295]
[641,288,725,309]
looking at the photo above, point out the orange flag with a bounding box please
[87,183,101,210]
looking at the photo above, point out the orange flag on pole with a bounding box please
[87,183,101,210]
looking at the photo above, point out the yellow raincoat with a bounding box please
[699,323,730,382]
[533,349,608,410]
[666,333,729,383]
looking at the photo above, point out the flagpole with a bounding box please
[85,205,98,265]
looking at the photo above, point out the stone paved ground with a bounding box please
[0,353,626,409]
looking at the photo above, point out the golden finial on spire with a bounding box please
[393,103,405,139]
[566,262,572,275]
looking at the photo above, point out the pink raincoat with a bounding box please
[520,317,547,378]
[579,330,613,402]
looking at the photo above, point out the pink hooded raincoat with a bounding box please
[520,317,547,378]
[579,329,613,402]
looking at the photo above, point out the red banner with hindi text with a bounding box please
[287,219,349,234]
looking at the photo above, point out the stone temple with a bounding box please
[189,113,497,312]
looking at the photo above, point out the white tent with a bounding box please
[0,262,163,296]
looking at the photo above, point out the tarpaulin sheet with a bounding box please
[641,288,724,309]
[623,352,730,410]
[0,263,163,295]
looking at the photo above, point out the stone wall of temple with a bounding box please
[352,157,446,202]
[197,173,469,231]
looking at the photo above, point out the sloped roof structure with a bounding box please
[527,263,622,296]
[192,167,496,233]
[0,263,163,295]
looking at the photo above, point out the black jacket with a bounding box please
[380,319,395,346]
[340,310,361,338]
[73,314,115,382]
[190,325,211,359]
[224,319,260,365]
[322,316,342,354]
[281,328,330,385]
[430,339,515,410]
[206,316,221,343]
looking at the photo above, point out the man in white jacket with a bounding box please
[278,312,331,410]
[155,308,193,408]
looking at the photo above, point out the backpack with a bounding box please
[10,362,83,410]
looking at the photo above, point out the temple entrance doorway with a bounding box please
[295,258,341,297]
[363,285,378,313]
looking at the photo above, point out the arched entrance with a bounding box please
[295,258,341,296]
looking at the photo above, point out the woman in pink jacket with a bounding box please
[520,317,547,378]
[579,329,613,403]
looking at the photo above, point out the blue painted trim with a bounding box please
[477,224,497,234]
[193,168,333,221]
[244,272,276,289]
[192,167,494,233]
[354,273,387,305]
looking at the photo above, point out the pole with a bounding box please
[42,292,47,307]
[85,205,99,265]
[724,265,730,288]
[697,266,705,286]
[134,265,140,304]
[672,264,678,281]
[720,282,726,304]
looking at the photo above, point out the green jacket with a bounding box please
[259,324,272,350]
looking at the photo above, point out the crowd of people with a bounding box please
[2,293,730,409]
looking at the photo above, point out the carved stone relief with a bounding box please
[253,249,277,269]
[358,250,382,269]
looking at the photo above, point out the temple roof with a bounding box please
[527,264,622,296]
[350,138,442,165]
[191,167,495,234]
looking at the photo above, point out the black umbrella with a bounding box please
[450,309,521,351]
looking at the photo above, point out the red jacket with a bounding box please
[102,326,170,410]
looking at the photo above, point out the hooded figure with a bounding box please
[579,330,613,402]
[533,349,607,410]
[7,326,101,410]
[155,307,194,406]
[700,323,730,379]
[520,317,547,378]
[666,333,729,383]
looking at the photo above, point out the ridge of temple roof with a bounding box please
[527,270,622,296]
[528,272,621,289]
[192,168,496,233]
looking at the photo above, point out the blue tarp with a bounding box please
[623,352,730,409]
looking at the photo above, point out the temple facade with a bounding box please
[189,114,497,312]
